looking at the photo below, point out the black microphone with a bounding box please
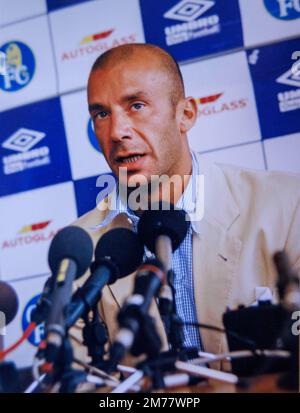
[45,226,93,362]
[0,282,20,393]
[66,227,144,329]
[30,276,53,325]
[274,251,299,390]
[0,281,19,328]
[108,258,165,371]
[137,204,189,349]
[137,203,189,305]
[273,251,300,311]
[137,203,189,261]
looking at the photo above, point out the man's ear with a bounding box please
[178,97,198,133]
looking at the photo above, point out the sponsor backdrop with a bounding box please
[0,0,299,367]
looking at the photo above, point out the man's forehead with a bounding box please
[88,61,169,96]
[90,55,166,79]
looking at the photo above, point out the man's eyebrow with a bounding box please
[88,103,106,113]
[121,91,150,102]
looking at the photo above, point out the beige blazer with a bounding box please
[72,153,300,363]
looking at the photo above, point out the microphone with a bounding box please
[0,282,20,393]
[30,276,53,325]
[0,281,19,330]
[137,203,189,263]
[108,258,165,371]
[273,251,300,311]
[273,251,299,390]
[137,204,189,349]
[45,226,93,363]
[0,281,19,352]
[66,227,144,329]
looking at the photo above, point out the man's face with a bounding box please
[88,55,188,187]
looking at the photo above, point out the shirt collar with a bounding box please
[90,150,200,234]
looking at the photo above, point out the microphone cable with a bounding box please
[0,321,37,361]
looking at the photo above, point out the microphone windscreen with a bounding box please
[273,250,299,299]
[0,281,19,325]
[138,203,189,253]
[48,226,93,279]
[273,251,293,279]
[94,228,144,280]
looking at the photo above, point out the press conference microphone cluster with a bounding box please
[108,204,190,371]
[65,227,144,329]
[44,223,144,366]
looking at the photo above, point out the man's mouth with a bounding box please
[115,154,145,164]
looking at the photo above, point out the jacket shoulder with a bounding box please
[219,163,300,207]
[73,207,103,230]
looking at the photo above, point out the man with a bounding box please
[74,43,300,365]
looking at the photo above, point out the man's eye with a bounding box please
[132,103,144,111]
[95,111,108,119]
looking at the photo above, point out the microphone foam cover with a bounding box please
[138,203,189,253]
[94,228,144,281]
[48,226,93,279]
[0,281,19,325]
[273,251,293,278]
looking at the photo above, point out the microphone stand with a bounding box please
[55,304,109,392]
[154,235,186,352]
[136,347,200,391]
[55,337,87,393]
[158,268,186,353]
[42,334,87,393]
[82,303,108,371]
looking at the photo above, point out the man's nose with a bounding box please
[110,111,132,142]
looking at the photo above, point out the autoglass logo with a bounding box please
[87,118,102,153]
[264,0,300,20]
[21,294,44,347]
[0,41,35,92]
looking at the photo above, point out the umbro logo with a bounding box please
[2,128,46,153]
[276,68,300,88]
[163,0,215,22]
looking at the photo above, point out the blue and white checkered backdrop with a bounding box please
[0,0,299,367]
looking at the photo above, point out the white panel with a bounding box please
[200,142,266,170]
[0,16,57,111]
[0,182,77,281]
[239,0,300,47]
[182,51,261,152]
[264,133,300,173]
[60,91,110,180]
[49,0,145,93]
[0,0,47,27]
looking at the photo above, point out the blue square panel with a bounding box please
[139,0,243,62]
[0,97,72,196]
[74,172,115,217]
[247,37,300,140]
[47,0,92,12]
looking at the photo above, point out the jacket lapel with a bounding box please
[192,155,242,355]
